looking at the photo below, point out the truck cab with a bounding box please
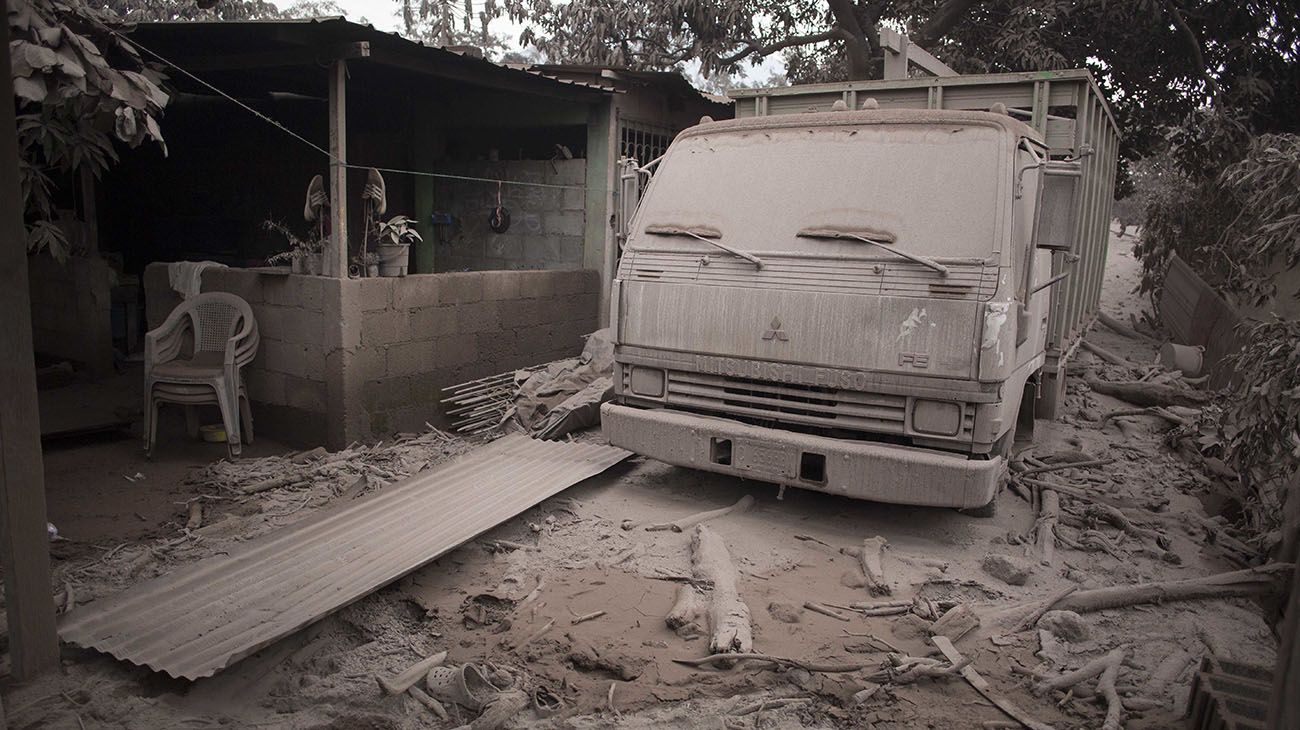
[602,106,1078,511]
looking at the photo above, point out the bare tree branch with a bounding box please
[1163,0,1219,103]
[913,0,986,47]
[716,28,840,66]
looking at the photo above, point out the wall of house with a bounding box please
[144,265,600,447]
[431,159,586,272]
[27,254,115,377]
[352,269,599,435]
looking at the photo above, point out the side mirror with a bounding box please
[615,157,642,252]
[1033,161,1082,251]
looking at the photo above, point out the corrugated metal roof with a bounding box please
[59,435,629,679]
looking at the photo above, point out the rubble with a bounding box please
[981,553,1035,586]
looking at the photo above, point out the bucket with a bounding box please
[1160,342,1204,377]
[377,243,408,277]
[200,424,227,443]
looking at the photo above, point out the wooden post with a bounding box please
[0,0,61,680]
[326,59,348,278]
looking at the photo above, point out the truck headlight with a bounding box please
[629,366,665,397]
[912,399,961,436]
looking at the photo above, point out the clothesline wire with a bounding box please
[99,22,597,192]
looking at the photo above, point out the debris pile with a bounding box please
[443,328,615,439]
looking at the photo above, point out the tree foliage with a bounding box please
[102,0,346,23]
[9,0,169,260]
[392,0,1298,166]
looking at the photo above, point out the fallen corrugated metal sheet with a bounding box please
[1160,254,1243,388]
[59,434,630,680]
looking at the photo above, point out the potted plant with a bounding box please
[356,251,380,278]
[264,220,323,275]
[374,215,421,277]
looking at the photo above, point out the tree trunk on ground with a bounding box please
[1086,377,1210,408]
[691,524,752,655]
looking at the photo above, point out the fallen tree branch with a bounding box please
[1035,648,1125,730]
[1034,489,1061,566]
[1098,312,1160,344]
[804,601,851,622]
[673,653,872,673]
[1085,377,1210,408]
[1016,459,1114,478]
[730,697,812,716]
[646,494,754,532]
[692,525,752,655]
[1081,503,1170,549]
[377,650,448,695]
[1034,564,1291,616]
[932,636,1055,730]
[1082,340,1139,368]
[1100,407,1186,426]
[841,536,890,596]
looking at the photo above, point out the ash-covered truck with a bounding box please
[602,70,1119,514]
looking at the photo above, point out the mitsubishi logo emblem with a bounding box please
[762,316,788,342]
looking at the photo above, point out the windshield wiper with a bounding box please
[644,224,765,269]
[797,227,948,277]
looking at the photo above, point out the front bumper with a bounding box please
[601,403,1001,508]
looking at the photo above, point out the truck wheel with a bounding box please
[960,424,1015,518]
[962,493,999,518]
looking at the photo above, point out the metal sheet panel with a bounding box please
[59,435,630,680]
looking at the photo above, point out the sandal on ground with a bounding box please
[424,663,497,711]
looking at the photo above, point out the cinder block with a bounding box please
[284,375,327,413]
[554,269,599,296]
[456,302,500,334]
[519,272,558,300]
[387,340,439,377]
[392,276,443,310]
[353,345,388,379]
[361,309,410,346]
[279,307,326,345]
[246,368,287,406]
[553,159,586,185]
[356,277,393,312]
[481,271,524,301]
[408,376,443,404]
[436,272,483,305]
[263,274,323,311]
[562,186,586,211]
[485,234,523,261]
[431,335,478,368]
[362,376,412,410]
[202,268,264,303]
[253,304,288,340]
[545,211,585,238]
[409,307,458,339]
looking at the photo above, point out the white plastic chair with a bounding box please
[144,292,259,458]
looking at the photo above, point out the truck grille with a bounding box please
[640,370,974,439]
[622,251,998,301]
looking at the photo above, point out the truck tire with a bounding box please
[960,424,1016,518]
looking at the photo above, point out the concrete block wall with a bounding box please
[353,269,600,436]
[28,254,115,377]
[144,266,335,447]
[432,159,586,272]
[144,265,601,447]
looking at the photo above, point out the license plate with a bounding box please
[733,439,795,478]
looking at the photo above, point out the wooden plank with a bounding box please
[932,636,1055,730]
[326,59,348,278]
[0,3,60,680]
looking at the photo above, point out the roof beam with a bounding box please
[363,47,602,103]
[184,41,370,72]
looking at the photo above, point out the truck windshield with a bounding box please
[630,123,1003,259]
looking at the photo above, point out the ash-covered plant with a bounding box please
[1220,317,1300,544]
[1133,121,1300,307]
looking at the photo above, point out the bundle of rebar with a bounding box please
[442,365,545,434]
